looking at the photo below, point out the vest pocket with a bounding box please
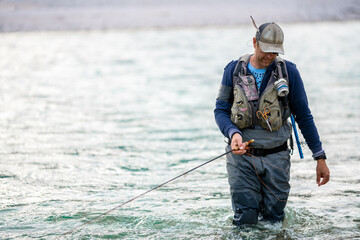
[258,86,282,131]
[231,85,253,129]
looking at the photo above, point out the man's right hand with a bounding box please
[231,133,247,155]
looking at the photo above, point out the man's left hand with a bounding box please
[316,159,330,186]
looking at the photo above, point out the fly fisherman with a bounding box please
[214,19,330,225]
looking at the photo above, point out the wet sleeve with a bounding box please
[214,61,242,139]
[287,62,325,157]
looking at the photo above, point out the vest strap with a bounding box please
[233,54,252,77]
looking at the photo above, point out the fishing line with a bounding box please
[302,185,319,198]
[59,149,235,237]
[59,139,314,236]
[249,155,287,202]
[248,154,320,199]
[227,154,289,202]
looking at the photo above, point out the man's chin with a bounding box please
[262,62,271,67]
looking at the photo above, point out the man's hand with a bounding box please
[231,133,247,155]
[316,159,330,186]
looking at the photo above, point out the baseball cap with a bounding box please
[255,22,284,55]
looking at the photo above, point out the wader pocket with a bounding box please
[258,86,282,131]
[231,84,253,129]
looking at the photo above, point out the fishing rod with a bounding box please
[291,115,304,159]
[59,139,254,237]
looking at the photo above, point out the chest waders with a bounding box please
[226,54,293,225]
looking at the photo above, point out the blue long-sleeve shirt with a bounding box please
[214,58,324,157]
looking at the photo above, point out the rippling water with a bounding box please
[1,22,360,239]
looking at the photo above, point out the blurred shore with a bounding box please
[1,0,360,32]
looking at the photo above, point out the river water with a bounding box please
[1,21,359,239]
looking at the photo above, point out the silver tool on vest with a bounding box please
[274,78,289,97]
[256,107,272,132]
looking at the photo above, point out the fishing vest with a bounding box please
[230,54,291,131]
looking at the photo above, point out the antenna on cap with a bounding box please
[250,16,260,35]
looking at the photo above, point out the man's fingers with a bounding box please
[232,148,247,155]
[318,175,330,186]
[232,143,240,151]
[317,173,330,186]
[316,161,330,186]
[316,174,320,185]
[230,134,247,155]
[231,143,246,155]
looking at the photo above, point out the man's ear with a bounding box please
[252,37,257,48]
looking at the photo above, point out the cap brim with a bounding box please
[258,41,284,55]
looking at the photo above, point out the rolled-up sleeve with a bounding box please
[287,62,324,156]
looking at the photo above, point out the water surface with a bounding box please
[0,22,359,239]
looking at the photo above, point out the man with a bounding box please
[214,20,330,225]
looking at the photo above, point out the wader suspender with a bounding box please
[274,57,290,121]
[232,54,251,86]
[274,58,295,153]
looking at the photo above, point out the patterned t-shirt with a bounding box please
[247,62,266,89]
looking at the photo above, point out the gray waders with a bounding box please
[226,123,291,225]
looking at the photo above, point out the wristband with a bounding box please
[314,153,326,160]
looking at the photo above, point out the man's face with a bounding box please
[253,38,277,68]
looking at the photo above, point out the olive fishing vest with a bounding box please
[230,54,291,131]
